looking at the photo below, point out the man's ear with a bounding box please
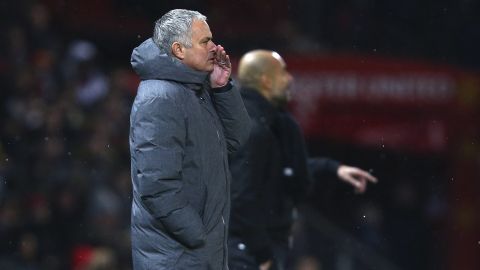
[171,42,185,59]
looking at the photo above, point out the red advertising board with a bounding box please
[284,54,480,270]
[285,54,479,155]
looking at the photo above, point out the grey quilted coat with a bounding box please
[129,38,250,270]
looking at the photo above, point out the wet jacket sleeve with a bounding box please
[308,157,341,180]
[132,96,206,248]
[212,80,251,153]
[229,121,273,264]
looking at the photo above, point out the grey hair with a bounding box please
[153,9,207,56]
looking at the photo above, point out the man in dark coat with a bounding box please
[129,9,250,270]
[228,50,377,270]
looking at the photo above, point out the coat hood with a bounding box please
[131,38,209,85]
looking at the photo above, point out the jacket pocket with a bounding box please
[183,178,208,220]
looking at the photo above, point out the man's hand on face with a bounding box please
[210,45,231,88]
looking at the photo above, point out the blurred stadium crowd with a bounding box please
[0,2,136,269]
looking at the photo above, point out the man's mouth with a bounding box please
[208,52,217,61]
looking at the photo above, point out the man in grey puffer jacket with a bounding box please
[129,9,250,270]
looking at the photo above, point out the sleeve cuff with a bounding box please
[326,159,341,174]
[212,79,233,93]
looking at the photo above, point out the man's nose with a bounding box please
[209,42,217,52]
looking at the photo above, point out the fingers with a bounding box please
[215,45,225,61]
[349,169,375,193]
[341,172,364,191]
[355,178,367,194]
[338,165,375,194]
[224,54,231,66]
[347,176,367,194]
[353,168,378,183]
[215,45,231,68]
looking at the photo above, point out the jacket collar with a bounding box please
[131,38,210,89]
[240,87,278,125]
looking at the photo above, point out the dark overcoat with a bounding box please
[129,38,250,270]
[228,88,339,265]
